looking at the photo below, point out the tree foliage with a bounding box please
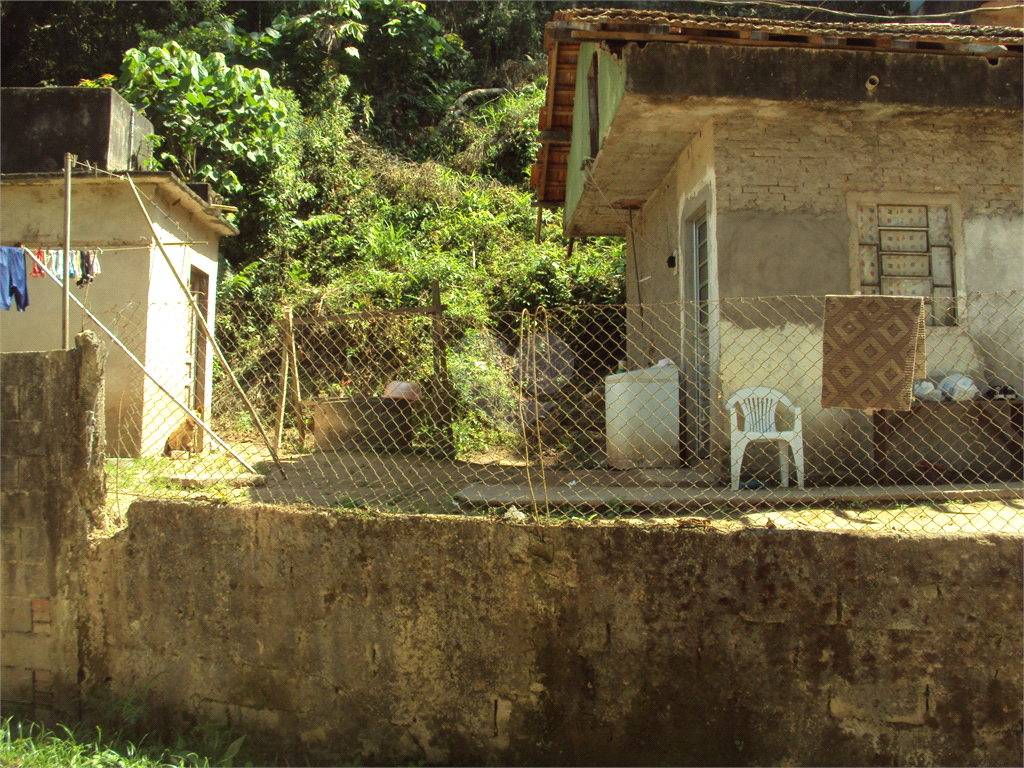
[119,42,291,194]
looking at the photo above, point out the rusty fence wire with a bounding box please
[101,292,1023,534]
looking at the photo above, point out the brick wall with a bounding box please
[714,106,1023,218]
[0,332,105,722]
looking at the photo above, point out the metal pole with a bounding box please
[124,174,288,479]
[62,153,72,349]
[25,249,257,473]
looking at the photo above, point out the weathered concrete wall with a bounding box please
[0,87,153,174]
[705,106,1023,473]
[625,43,1023,112]
[713,106,1023,297]
[0,177,221,455]
[626,147,681,369]
[715,302,1021,481]
[81,500,1023,767]
[0,332,105,722]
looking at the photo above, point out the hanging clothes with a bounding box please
[30,249,45,277]
[92,249,102,276]
[46,249,77,279]
[76,249,95,288]
[0,246,29,311]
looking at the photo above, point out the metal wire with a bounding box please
[101,291,1023,535]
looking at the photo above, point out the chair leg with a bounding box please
[731,439,746,491]
[793,437,805,489]
[778,440,790,488]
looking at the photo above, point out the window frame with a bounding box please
[846,192,966,327]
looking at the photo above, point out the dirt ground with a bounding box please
[103,443,1024,536]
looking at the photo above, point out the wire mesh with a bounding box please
[102,291,1023,534]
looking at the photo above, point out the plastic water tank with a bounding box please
[605,364,680,469]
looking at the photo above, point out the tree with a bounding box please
[119,42,291,195]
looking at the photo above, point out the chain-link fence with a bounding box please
[102,291,1023,534]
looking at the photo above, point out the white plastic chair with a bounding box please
[726,387,804,491]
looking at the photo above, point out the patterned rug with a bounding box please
[821,295,926,411]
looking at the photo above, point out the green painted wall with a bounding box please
[564,43,628,231]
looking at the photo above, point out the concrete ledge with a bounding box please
[166,474,267,489]
[456,481,1024,509]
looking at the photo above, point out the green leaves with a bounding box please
[119,41,291,195]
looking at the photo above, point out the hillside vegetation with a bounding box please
[4,1,629,320]
[0,1,910,319]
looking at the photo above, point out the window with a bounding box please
[856,203,955,326]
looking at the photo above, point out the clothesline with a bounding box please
[16,241,207,252]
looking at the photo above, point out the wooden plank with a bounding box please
[285,307,306,442]
[273,344,289,455]
[542,41,558,131]
[285,305,447,328]
[567,27,1022,57]
[538,130,573,143]
[431,280,455,460]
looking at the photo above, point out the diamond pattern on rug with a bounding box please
[821,295,926,411]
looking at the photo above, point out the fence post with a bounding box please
[431,280,455,459]
[286,307,306,443]
[274,336,290,456]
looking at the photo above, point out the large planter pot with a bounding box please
[308,396,419,451]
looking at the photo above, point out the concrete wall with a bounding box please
[1,346,1020,765]
[78,500,1022,767]
[0,332,105,723]
[0,176,220,455]
[713,105,1023,295]
[704,105,1024,474]
[0,87,153,174]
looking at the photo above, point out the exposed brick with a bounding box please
[31,599,51,635]
[716,108,1022,217]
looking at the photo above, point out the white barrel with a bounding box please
[605,364,680,469]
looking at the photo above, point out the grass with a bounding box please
[103,453,257,532]
[0,717,245,767]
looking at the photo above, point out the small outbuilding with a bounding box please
[0,87,238,457]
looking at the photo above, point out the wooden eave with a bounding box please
[530,12,1024,210]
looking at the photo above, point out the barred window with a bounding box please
[856,203,956,326]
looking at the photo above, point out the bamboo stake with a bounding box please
[286,307,306,442]
[274,344,289,455]
[124,174,287,478]
[430,280,455,459]
[26,250,256,473]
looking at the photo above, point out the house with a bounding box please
[0,87,238,457]
[532,10,1023,481]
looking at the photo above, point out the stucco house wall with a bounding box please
[0,175,226,456]
[622,104,1022,479]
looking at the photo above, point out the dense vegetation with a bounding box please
[0,1,910,319]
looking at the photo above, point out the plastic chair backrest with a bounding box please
[727,387,792,434]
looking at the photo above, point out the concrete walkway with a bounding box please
[455,481,1023,509]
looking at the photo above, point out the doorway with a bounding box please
[188,266,209,451]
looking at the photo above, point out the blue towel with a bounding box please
[0,246,29,311]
